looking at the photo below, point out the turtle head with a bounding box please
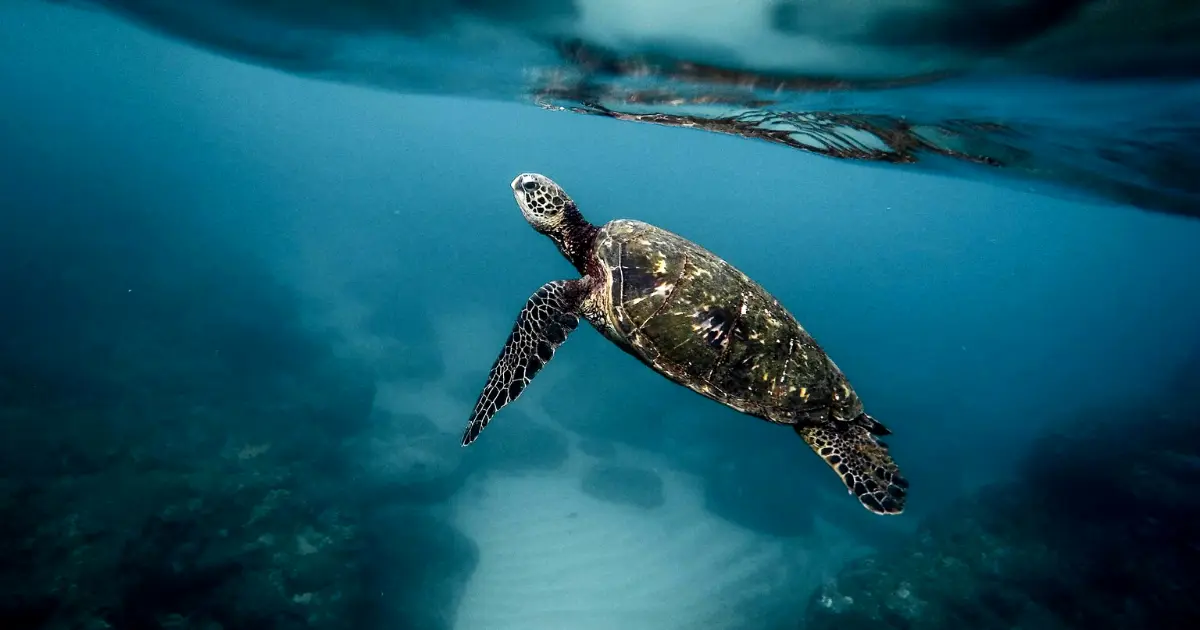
[511,173,580,235]
[511,172,597,272]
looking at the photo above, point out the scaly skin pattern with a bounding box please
[590,219,862,425]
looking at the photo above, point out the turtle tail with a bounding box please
[795,413,908,515]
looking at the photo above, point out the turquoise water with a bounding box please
[2,2,1199,629]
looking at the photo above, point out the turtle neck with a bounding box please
[550,204,600,275]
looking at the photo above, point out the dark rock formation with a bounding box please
[467,415,571,475]
[580,463,666,509]
[344,411,470,506]
[805,368,1200,630]
[359,506,480,630]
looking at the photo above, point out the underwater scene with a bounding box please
[2,1,1199,629]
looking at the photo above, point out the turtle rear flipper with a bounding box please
[796,416,909,515]
[461,279,585,446]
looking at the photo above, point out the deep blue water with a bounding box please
[2,2,1199,629]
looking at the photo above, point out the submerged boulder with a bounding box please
[344,411,469,505]
[699,457,818,539]
[466,415,570,475]
[577,437,618,460]
[580,463,666,509]
[805,397,1200,630]
[358,506,480,630]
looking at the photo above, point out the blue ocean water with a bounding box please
[2,1,1199,629]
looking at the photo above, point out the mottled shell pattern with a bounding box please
[589,219,863,425]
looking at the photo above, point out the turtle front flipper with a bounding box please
[461,279,585,446]
[796,415,909,515]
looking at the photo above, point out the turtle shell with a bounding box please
[591,219,860,422]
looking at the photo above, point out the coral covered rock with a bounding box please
[805,395,1200,630]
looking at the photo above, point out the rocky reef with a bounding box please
[0,193,480,629]
[1,352,368,630]
[804,356,1200,630]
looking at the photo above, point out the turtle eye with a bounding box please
[522,180,538,192]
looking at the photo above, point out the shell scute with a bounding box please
[594,220,849,418]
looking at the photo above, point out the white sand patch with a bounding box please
[451,443,855,630]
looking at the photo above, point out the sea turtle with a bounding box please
[460,173,908,515]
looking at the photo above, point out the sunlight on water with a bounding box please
[57,0,1200,217]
